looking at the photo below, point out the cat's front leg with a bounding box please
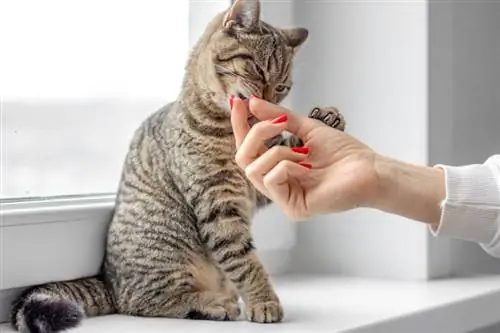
[272,106,346,149]
[308,106,346,131]
[196,187,283,323]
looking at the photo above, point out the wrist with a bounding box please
[370,155,446,225]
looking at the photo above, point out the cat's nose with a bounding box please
[263,90,276,103]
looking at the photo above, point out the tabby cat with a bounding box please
[10,0,346,331]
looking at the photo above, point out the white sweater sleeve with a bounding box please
[430,155,500,258]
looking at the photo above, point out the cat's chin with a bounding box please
[217,92,253,118]
[235,92,248,100]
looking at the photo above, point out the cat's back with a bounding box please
[109,100,192,235]
[124,100,182,162]
[114,101,182,200]
[132,101,177,144]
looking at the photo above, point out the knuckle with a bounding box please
[278,159,294,171]
[262,174,273,188]
[262,160,289,187]
[244,164,258,179]
[252,120,268,133]
[263,171,279,188]
[234,151,246,168]
[268,145,285,159]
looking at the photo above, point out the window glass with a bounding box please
[1,0,189,199]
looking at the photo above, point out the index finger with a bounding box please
[230,97,251,149]
[248,96,319,140]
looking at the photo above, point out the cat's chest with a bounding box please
[182,147,237,172]
[179,147,257,196]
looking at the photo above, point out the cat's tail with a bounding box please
[10,275,116,333]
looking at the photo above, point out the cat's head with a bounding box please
[187,0,308,114]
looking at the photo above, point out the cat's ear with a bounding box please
[282,28,309,51]
[223,0,261,31]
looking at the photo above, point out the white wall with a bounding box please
[289,0,430,280]
[189,0,229,49]
[289,0,500,280]
[429,1,500,277]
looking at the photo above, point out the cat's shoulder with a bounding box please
[133,101,180,132]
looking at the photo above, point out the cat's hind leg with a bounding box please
[114,266,241,321]
[107,210,240,321]
[183,291,241,321]
[184,252,241,320]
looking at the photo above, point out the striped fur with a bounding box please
[10,1,345,331]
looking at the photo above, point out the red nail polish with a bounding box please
[229,95,234,110]
[271,114,288,124]
[250,94,261,100]
[292,147,310,154]
[298,162,312,169]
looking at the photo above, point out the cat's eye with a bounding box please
[275,84,290,94]
[217,53,253,63]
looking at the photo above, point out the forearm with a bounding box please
[371,154,500,258]
[371,155,446,227]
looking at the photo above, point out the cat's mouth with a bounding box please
[232,92,255,120]
[236,92,247,100]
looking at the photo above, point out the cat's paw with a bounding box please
[188,294,241,321]
[224,300,242,320]
[309,106,346,131]
[245,300,283,323]
[227,290,240,305]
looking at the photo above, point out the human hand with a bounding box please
[231,96,379,221]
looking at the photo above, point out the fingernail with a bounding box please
[229,95,234,110]
[298,162,312,169]
[271,114,288,124]
[292,147,310,154]
[250,94,260,100]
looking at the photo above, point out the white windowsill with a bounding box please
[0,195,295,323]
[0,195,293,289]
[2,275,500,332]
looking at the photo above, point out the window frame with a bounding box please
[0,1,248,324]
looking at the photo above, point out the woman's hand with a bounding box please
[230,96,379,221]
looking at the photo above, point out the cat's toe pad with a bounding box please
[246,300,283,323]
[189,295,241,321]
[309,106,346,131]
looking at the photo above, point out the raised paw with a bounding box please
[309,106,346,131]
[246,300,283,323]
